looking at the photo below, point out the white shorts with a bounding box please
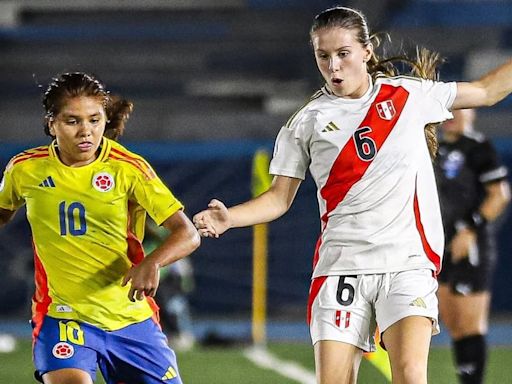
[308,269,439,352]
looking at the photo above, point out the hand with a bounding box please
[449,228,477,263]
[193,199,230,238]
[121,258,160,302]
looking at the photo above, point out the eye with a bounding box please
[316,53,329,60]
[65,119,78,125]
[90,118,100,124]
[338,51,349,58]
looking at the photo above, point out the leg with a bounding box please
[438,284,490,339]
[438,284,490,384]
[314,340,363,384]
[43,368,93,384]
[382,316,432,384]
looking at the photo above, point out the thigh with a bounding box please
[314,340,363,384]
[438,284,491,338]
[42,368,93,384]
[309,275,376,352]
[33,317,99,383]
[375,269,439,336]
[102,318,182,384]
[382,316,432,384]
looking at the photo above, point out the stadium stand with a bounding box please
[0,0,511,321]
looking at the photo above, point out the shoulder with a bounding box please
[106,139,156,180]
[284,89,326,129]
[5,145,50,171]
[375,74,452,92]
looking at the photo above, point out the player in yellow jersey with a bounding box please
[0,72,200,384]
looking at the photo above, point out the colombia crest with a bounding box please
[92,172,115,192]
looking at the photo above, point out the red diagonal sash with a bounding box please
[320,84,409,224]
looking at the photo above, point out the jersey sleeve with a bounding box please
[0,162,24,211]
[472,139,508,184]
[419,79,457,124]
[268,109,312,180]
[130,162,184,226]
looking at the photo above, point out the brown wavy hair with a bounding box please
[42,72,133,141]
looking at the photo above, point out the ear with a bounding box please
[363,42,373,63]
[47,118,56,136]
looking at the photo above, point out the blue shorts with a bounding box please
[33,316,182,384]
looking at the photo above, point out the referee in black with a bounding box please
[435,109,510,384]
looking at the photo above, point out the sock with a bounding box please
[453,334,487,384]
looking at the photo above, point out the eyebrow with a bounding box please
[60,112,102,118]
[315,45,352,52]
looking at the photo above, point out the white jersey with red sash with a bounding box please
[269,75,457,278]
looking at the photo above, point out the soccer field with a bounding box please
[1,339,512,383]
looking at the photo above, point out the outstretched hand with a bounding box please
[193,199,230,238]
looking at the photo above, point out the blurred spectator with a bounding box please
[435,109,511,384]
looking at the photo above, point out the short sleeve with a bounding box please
[269,110,312,180]
[131,164,184,226]
[472,139,508,184]
[0,164,24,211]
[420,79,457,124]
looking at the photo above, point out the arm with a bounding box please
[450,180,510,261]
[479,180,511,222]
[0,208,16,227]
[452,59,512,109]
[193,175,302,238]
[122,210,201,302]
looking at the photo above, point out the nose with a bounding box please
[77,121,93,137]
[329,56,341,72]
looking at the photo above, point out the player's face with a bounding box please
[312,27,372,99]
[49,96,106,167]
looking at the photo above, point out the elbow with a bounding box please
[186,225,201,253]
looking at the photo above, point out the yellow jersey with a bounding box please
[0,138,183,330]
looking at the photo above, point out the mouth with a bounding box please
[331,78,343,86]
[77,142,94,151]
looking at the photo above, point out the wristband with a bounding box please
[468,211,487,229]
[454,211,487,232]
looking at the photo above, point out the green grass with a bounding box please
[1,339,511,383]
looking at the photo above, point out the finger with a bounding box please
[128,287,136,302]
[208,199,222,209]
[198,229,213,238]
[194,219,208,230]
[135,289,145,301]
[121,273,131,287]
[192,213,204,224]
[145,288,156,297]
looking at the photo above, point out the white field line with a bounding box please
[243,346,316,384]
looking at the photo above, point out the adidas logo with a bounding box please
[161,366,178,380]
[39,176,56,187]
[409,297,426,308]
[322,121,340,132]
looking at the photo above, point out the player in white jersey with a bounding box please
[193,6,512,384]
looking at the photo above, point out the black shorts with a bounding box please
[438,229,497,295]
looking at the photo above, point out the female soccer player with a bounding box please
[0,72,200,384]
[193,6,512,384]
[435,109,510,384]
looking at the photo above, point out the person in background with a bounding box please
[435,109,510,384]
[0,72,200,384]
[193,6,512,384]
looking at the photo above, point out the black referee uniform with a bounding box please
[435,131,508,294]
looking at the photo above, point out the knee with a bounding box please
[392,360,427,384]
